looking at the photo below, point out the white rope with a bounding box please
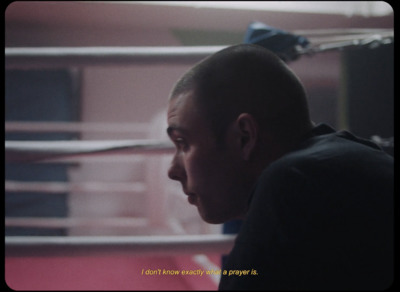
[5,139,174,162]
[5,234,236,257]
[5,46,227,68]
[293,28,392,36]
[5,30,393,68]
[5,180,146,194]
[5,217,149,229]
[5,121,150,134]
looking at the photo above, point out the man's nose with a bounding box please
[168,154,185,182]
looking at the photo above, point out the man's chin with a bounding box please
[198,206,247,224]
[198,208,231,224]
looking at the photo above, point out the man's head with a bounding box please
[167,44,312,224]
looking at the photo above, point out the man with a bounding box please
[166,44,393,290]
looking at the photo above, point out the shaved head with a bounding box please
[170,44,312,146]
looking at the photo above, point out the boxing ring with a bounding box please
[5,28,393,290]
[5,28,393,68]
[5,119,234,289]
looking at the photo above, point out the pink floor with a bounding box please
[5,254,222,290]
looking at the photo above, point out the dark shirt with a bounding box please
[219,124,394,290]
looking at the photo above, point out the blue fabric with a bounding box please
[244,22,309,62]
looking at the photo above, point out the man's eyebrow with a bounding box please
[166,126,187,137]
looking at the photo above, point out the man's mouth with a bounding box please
[182,184,197,205]
[183,190,197,205]
[187,193,197,205]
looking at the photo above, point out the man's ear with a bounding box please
[235,113,258,161]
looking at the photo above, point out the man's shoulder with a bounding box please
[253,126,393,202]
[267,125,392,176]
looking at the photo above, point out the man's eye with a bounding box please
[175,138,188,151]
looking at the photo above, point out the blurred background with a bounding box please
[5,1,393,290]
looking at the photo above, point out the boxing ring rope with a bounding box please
[5,29,393,68]
[5,139,174,162]
[5,181,146,193]
[5,234,236,257]
[4,127,393,164]
[5,46,227,68]
[5,121,150,134]
[5,217,149,229]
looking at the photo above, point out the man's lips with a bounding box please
[183,189,197,205]
[187,193,197,205]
